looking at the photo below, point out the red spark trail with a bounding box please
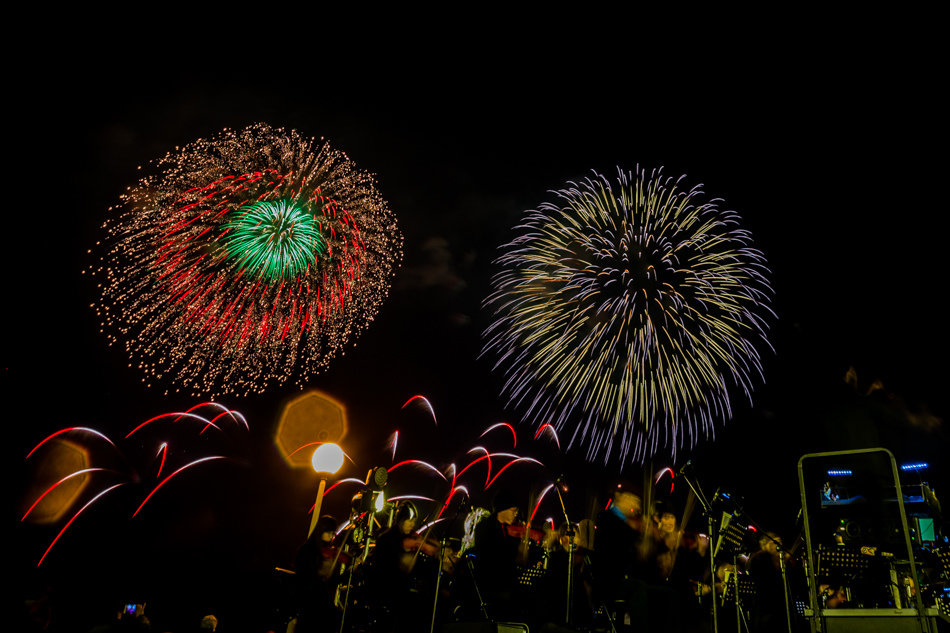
[324,478,365,496]
[27,428,116,459]
[401,395,438,425]
[485,457,543,489]
[311,478,366,513]
[201,410,239,434]
[389,460,448,480]
[530,483,555,522]
[38,483,126,566]
[437,486,470,518]
[533,424,560,450]
[22,468,109,521]
[654,466,675,494]
[125,412,220,438]
[481,422,517,448]
[156,444,168,478]
[288,442,324,459]
[456,450,492,488]
[132,456,225,518]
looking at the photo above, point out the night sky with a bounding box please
[12,24,946,632]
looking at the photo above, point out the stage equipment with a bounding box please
[936,548,950,576]
[714,512,749,559]
[721,568,755,608]
[815,544,871,578]
[712,510,756,632]
[515,563,546,588]
[800,607,939,633]
[798,448,933,633]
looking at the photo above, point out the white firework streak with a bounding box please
[483,167,773,465]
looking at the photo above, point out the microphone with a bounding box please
[677,460,693,476]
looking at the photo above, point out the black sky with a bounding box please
[11,22,946,631]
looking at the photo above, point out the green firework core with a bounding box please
[220,200,326,281]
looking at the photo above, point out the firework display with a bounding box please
[90,124,402,396]
[483,168,773,464]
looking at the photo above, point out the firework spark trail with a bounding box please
[312,478,368,514]
[38,483,126,566]
[324,478,366,496]
[530,483,555,522]
[401,395,438,425]
[155,444,168,478]
[456,449,492,488]
[480,422,517,448]
[27,428,116,459]
[177,402,249,430]
[205,403,249,430]
[22,468,112,521]
[287,441,326,460]
[132,456,225,517]
[389,495,437,504]
[418,517,450,533]
[485,457,543,489]
[389,460,448,481]
[453,450,531,491]
[437,486,470,518]
[483,167,773,464]
[91,124,402,397]
[533,424,560,449]
[125,412,222,438]
[200,410,240,434]
[655,466,675,494]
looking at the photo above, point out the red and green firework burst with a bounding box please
[90,124,402,396]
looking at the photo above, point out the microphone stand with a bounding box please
[466,555,491,621]
[582,552,619,633]
[765,531,794,633]
[679,463,719,633]
[553,480,575,627]
[429,497,466,633]
[721,560,751,633]
[734,504,795,633]
[339,510,371,633]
